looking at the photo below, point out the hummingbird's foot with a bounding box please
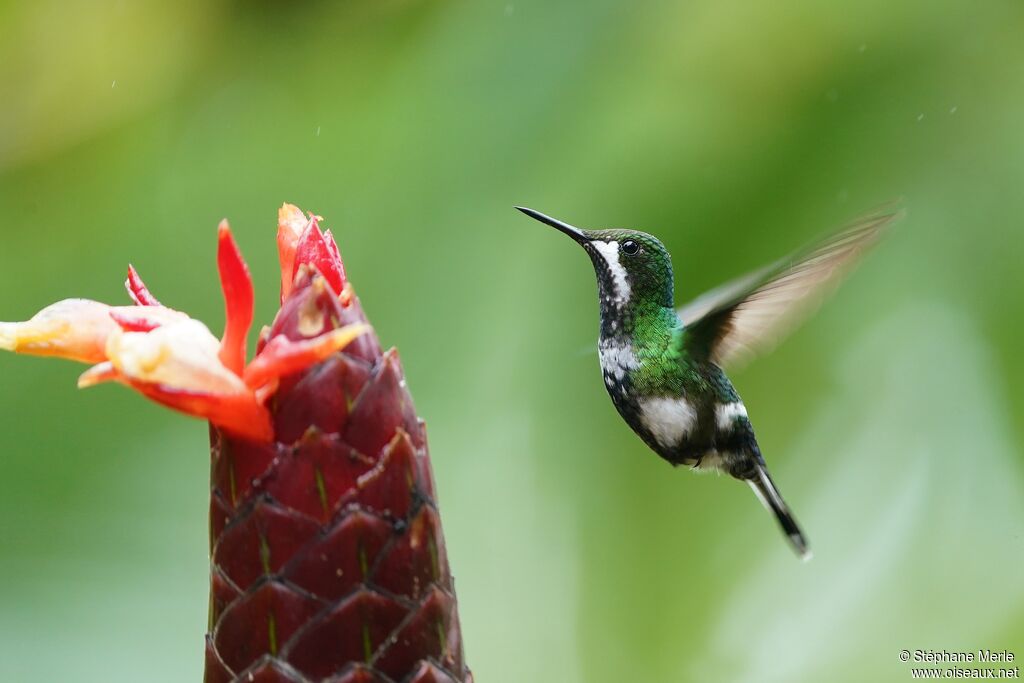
[686,449,730,474]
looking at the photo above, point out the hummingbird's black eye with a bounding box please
[621,239,640,255]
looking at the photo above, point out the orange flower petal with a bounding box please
[242,323,370,389]
[277,203,309,301]
[104,316,272,440]
[129,380,272,442]
[125,264,162,306]
[217,220,254,376]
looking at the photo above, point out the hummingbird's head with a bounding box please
[517,207,674,310]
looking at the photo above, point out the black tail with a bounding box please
[747,465,811,560]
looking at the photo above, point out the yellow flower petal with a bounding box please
[0,299,119,363]
[106,318,249,396]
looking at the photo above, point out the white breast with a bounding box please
[638,396,697,448]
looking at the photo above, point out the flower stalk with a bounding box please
[1,206,470,682]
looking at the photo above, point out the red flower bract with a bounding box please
[1,205,470,683]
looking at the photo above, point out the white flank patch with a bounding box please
[591,240,631,302]
[639,396,697,448]
[598,341,638,380]
[715,402,748,430]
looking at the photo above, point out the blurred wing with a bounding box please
[680,208,900,369]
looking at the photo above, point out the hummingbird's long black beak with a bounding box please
[515,207,589,244]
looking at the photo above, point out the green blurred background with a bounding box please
[1,1,1023,681]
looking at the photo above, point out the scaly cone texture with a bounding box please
[0,205,470,683]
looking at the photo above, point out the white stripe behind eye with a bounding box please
[592,241,631,301]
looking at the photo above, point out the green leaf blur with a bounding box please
[1,1,1022,681]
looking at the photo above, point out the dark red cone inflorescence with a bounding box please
[0,205,469,683]
[204,221,470,682]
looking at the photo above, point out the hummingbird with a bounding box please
[517,205,897,559]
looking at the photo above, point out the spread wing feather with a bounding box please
[680,207,900,369]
